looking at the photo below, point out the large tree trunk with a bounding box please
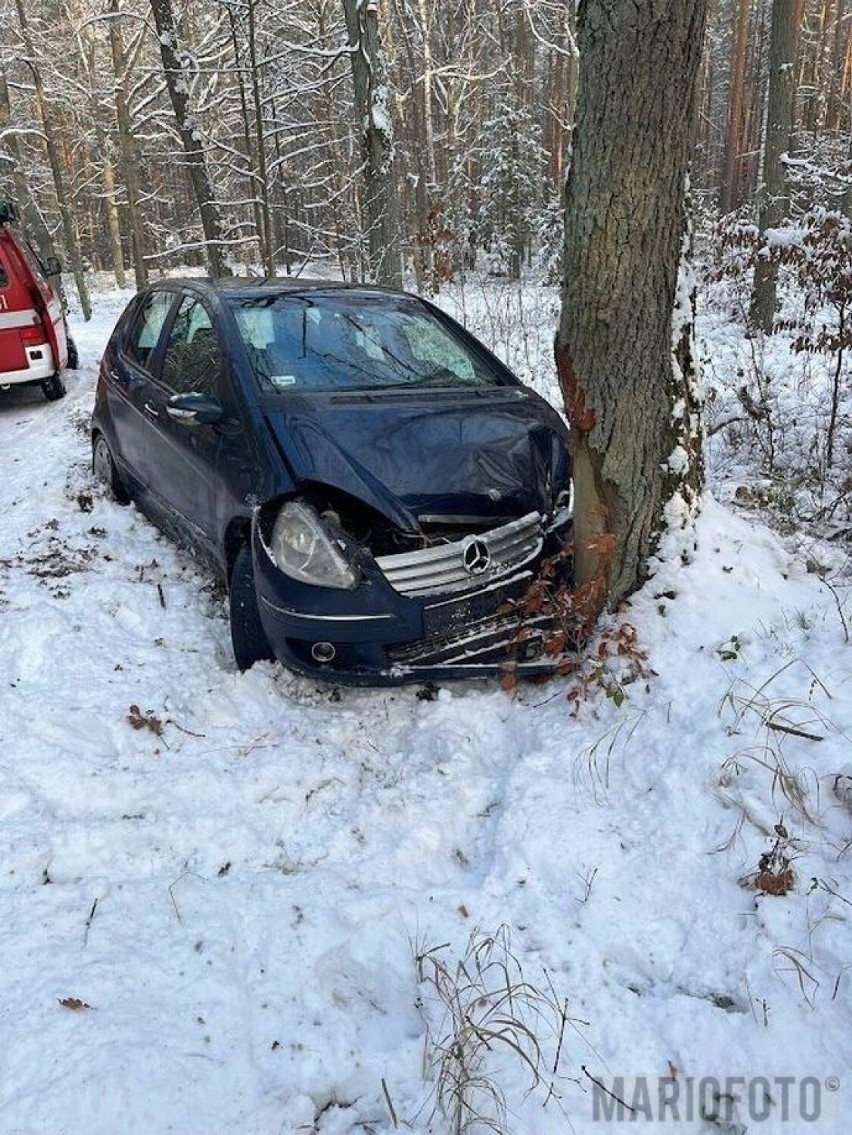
[148,0,230,276]
[342,0,402,288]
[556,0,708,608]
[750,0,799,332]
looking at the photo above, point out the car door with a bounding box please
[139,293,230,559]
[108,289,177,488]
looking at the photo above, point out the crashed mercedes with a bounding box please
[92,279,573,684]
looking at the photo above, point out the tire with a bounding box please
[66,335,80,370]
[42,372,66,401]
[229,543,275,671]
[92,432,129,504]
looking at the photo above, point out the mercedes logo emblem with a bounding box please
[463,538,491,575]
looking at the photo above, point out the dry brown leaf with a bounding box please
[58,997,95,1011]
[755,867,796,896]
[127,705,164,736]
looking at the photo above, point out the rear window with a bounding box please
[0,260,7,288]
[228,293,511,395]
[126,291,175,370]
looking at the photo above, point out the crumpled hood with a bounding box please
[263,388,570,528]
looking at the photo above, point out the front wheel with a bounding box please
[229,543,275,671]
[42,373,66,401]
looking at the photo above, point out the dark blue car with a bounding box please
[92,279,573,684]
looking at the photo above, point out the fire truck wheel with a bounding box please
[42,373,66,401]
[66,336,80,370]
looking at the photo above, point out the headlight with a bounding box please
[270,501,358,590]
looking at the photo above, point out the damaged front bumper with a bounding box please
[252,507,574,686]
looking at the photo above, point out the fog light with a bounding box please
[311,641,336,663]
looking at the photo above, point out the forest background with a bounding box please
[2,0,848,300]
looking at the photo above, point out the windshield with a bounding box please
[227,292,511,394]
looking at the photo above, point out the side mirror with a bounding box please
[166,392,224,426]
[44,255,62,276]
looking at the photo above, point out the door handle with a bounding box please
[143,401,159,418]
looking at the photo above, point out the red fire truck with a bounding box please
[0,199,77,401]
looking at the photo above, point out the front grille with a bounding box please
[376,511,543,597]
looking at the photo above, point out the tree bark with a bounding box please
[721,0,752,215]
[98,126,127,288]
[246,0,274,275]
[556,0,708,607]
[227,5,268,272]
[75,19,127,287]
[108,0,148,288]
[825,0,846,133]
[390,0,436,291]
[750,0,799,332]
[148,0,230,276]
[342,0,402,288]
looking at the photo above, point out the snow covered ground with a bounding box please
[0,285,850,1134]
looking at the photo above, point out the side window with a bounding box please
[160,296,221,396]
[126,291,174,370]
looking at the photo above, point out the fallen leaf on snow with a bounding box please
[58,997,95,1011]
